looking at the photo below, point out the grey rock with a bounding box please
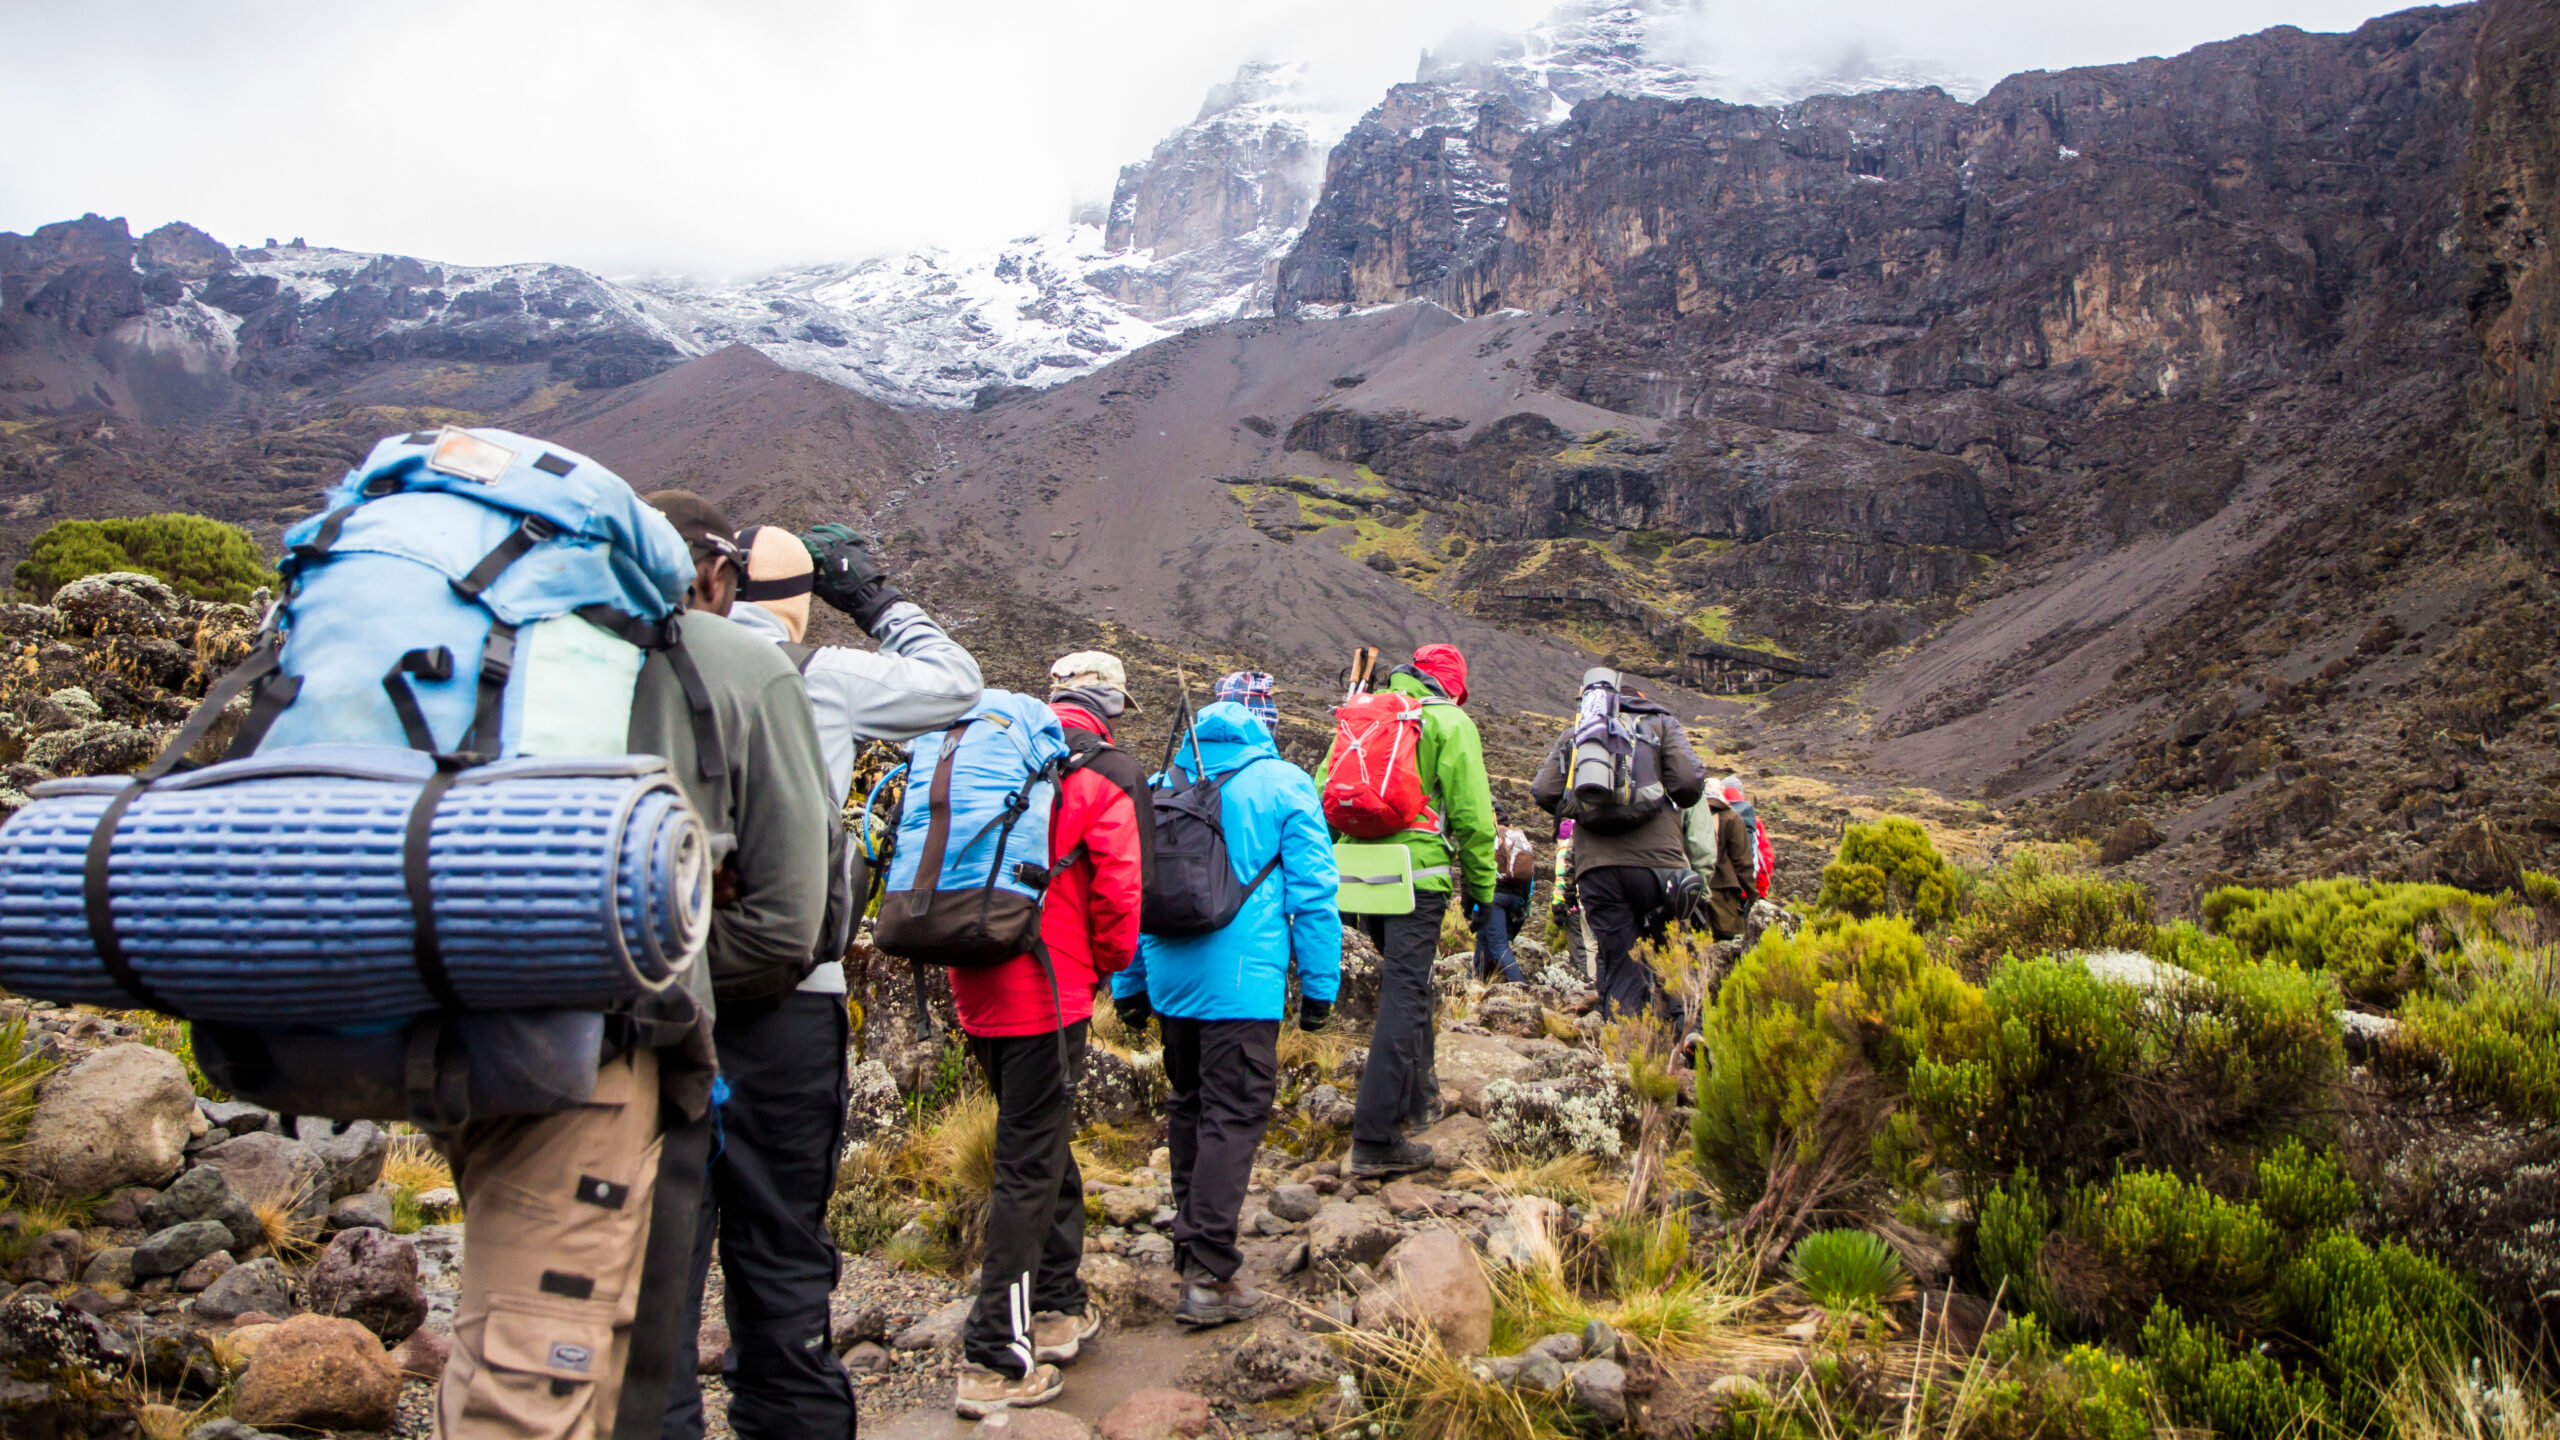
[176,1250,237,1292]
[893,1296,970,1351]
[1300,1083,1357,1130]
[1527,1331,1583,1365]
[18,1228,83,1284]
[1128,1233,1175,1266]
[1569,1358,1628,1424]
[1218,1324,1338,1402]
[295,1118,389,1198]
[1515,1351,1566,1391]
[133,1219,232,1279]
[1478,1354,1522,1385]
[1581,1318,1619,1361]
[1267,1183,1321,1222]
[81,1246,136,1289]
[199,1099,278,1134]
[1280,1240,1310,1275]
[93,1186,157,1229]
[326,1192,395,1233]
[19,1043,195,1195]
[842,1059,905,1149]
[407,1223,464,1283]
[1305,1200,1399,1267]
[194,1132,328,1223]
[842,1340,890,1373]
[188,1256,293,1323]
[305,1226,426,1344]
[141,1164,233,1231]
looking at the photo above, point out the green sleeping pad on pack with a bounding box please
[1333,841,1415,915]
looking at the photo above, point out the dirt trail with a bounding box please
[863,1318,1232,1438]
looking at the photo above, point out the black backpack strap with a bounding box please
[449,512,558,602]
[456,622,518,758]
[81,781,172,1015]
[402,760,472,1013]
[382,646,456,753]
[900,718,973,918]
[576,605,723,784]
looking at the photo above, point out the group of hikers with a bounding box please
[587,495,1778,1428]
[23,425,1770,1438]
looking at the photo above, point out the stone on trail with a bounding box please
[189,1419,284,1440]
[1569,1358,1629,1424]
[176,1250,236,1292]
[133,1219,231,1279]
[1353,1227,1493,1356]
[1514,1350,1566,1391]
[893,1296,970,1350]
[1100,1185,1159,1227]
[1411,1112,1493,1170]
[294,1117,389,1198]
[18,1228,84,1283]
[19,1043,195,1195]
[326,1190,395,1233]
[82,1246,137,1289]
[1099,1386,1219,1440]
[189,1255,295,1324]
[1216,1320,1338,1402]
[387,1324,450,1383]
[1435,1030,1536,1116]
[94,1185,158,1229]
[194,1132,330,1224]
[977,1409,1095,1438]
[305,1227,427,1344]
[1266,1182,1320,1223]
[1305,1199,1400,1267]
[1299,1082,1356,1130]
[230,1313,401,1432]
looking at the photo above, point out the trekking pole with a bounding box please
[1174,664,1206,780]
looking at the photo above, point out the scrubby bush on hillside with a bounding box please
[1691,915,1985,1205]
[2202,878,2509,1006]
[1815,818,1963,928]
[12,513,277,605]
[1941,850,2153,977]
[2394,912,2560,1125]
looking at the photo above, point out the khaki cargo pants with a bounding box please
[437,1049,664,1440]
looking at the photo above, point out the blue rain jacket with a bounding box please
[1114,702,1341,1020]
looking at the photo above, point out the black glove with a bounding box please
[805,528,905,632]
[1464,898,1488,933]
[1298,998,1333,1031]
[1114,992,1154,1032]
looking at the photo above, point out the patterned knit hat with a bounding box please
[1214,671,1277,730]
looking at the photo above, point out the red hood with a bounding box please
[1412,644,1469,706]
[1050,701,1114,741]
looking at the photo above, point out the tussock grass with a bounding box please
[0,1012,63,1165]
[1456,1152,1609,1210]
[247,1186,321,1262]
[1276,1014,1357,1075]
[1488,1210,1766,1365]
[2381,1333,2560,1440]
[1334,1319,1585,1440]
[379,1133,456,1232]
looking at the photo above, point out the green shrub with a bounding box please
[2273,1233,2474,1430]
[2140,1301,2332,1440]
[1943,852,2154,977]
[1816,818,1962,928]
[12,513,277,604]
[1968,1317,2162,1440]
[2251,1140,2359,1237]
[1910,951,2341,1191]
[2055,1170,2282,1336]
[1692,916,1987,1203]
[2202,879,2508,1006]
[2395,921,2559,1124]
[1784,1228,1913,1318]
[1974,1172,2056,1316]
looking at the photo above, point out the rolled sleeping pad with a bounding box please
[0,745,709,1028]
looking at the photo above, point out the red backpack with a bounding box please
[1320,692,1442,838]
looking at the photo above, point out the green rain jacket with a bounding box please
[1316,669,1499,903]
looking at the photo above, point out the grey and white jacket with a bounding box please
[729,597,983,992]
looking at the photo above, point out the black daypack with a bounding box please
[1060,725,1154,891]
[1140,714,1279,938]
[1560,710,1673,836]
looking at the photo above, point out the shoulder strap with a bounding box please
[781,642,816,674]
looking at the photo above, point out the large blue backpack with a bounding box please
[0,426,713,1125]
[873,691,1068,968]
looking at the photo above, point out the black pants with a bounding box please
[663,993,857,1440]
[1580,865,1670,1021]
[963,1020,1088,1377]
[1352,887,1449,1146]
[1159,1017,1278,1283]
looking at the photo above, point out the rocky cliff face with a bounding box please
[2464,0,2560,557]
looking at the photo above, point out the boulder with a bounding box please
[1299,1082,1356,1130]
[230,1314,401,1432]
[842,1059,905,1149]
[1216,1321,1337,1402]
[133,1220,231,1279]
[293,1119,388,1198]
[81,1246,137,1289]
[1569,1358,1628,1425]
[1266,1183,1321,1223]
[1100,1386,1219,1440]
[1100,1186,1160,1228]
[1379,1180,1444,1218]
[1306,1200,1400,1267]
[1353,1228,1492,1355]
[326,1192,395,1233]
[387,1325,450,1383]
[1412,1112,1494,1170]
[19,1043,195,1195]
[52,572,184,638]
[1436,1031,1537,1117]
[304,1227,426,1344]
[194,1132,328,1223]
[1475,989,1548,1039]
[189,1256,294,1323]
[17,1227,84,1283]
[142,1165,232,1231]
[93,1186,158,1229]
[893,1296,970,1350]
[176,1251,236,1292]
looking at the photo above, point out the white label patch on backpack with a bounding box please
[547,1342,593,1374]
[514,614,646,757]
[427,426,517,484]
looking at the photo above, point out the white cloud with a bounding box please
[0,0,2423,277]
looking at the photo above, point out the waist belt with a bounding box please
[1341,872,1407,885]
[1411,865,1452,881]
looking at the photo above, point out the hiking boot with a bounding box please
[1031,1308,1102,1364]
[954,1362,1064,1418]
[1173,1278,1268,1328]
[1347,1138,1435,1177]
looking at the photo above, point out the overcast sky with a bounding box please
[2,0,2421,280]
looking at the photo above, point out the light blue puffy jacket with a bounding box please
[1114,702,1341,1020]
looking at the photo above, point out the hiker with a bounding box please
[1213,668,1278,731]
[1681,776,1757,941]
[1317,642,1498,1176]
[1724,774,1776,899]
[444,487,834,1440]
[1475,817,1536,983]
[1112,699,1340,1327]
[946,651,1146,1418]
[660,515,981,1440]
[1552,817,1594,980]
[1532,669,1708,1019]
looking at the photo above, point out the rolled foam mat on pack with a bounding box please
[0,747,709,1028]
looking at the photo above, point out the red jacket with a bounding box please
[951,704,1144,1038]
